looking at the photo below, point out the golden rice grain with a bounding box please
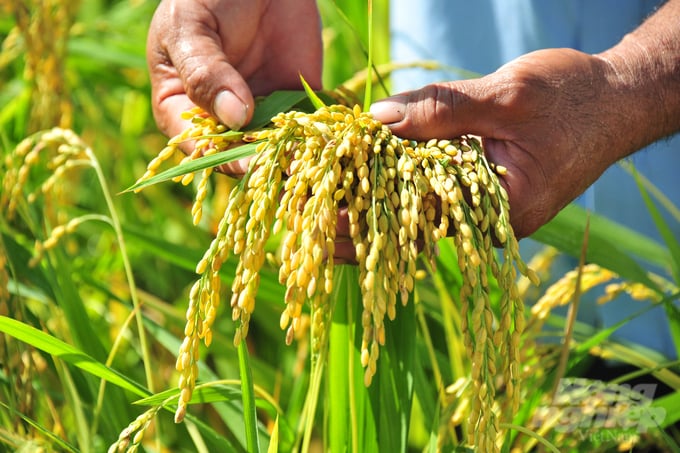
[138,101,538,451]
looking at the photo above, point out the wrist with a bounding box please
[594,5,680,159]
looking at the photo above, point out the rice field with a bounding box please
[1,1,679,452]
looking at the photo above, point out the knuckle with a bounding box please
[400,83,459,138]
[493,71,550,115]
[182,61,214,104]
[419,83,456,124]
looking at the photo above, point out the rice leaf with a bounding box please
[632,167,680,282]
[69,38,147,70]
[123,142,258,192]
[327,266,416,452]
[532,204,666,291]
[247,90,309,130]
[370,292,415,453]
[134,385,240,407]
[572,304,657,356]
[142,317,270,452]
[364,0,374,111]
[2,233,54,300]
[0,316,149,397]
[0,402,79,453]
[299,73,327,110]
[328,265,364,453]
[653,391,680,429]
[239,340,261,453]
[182,413,241,452]
[631,167,680,355]
[267,416,280,453]
[123,224,284,301]
[621,161,680,224]
[56,361,91,450]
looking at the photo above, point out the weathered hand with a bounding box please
[370,48,634,238]
[147,0,323,174]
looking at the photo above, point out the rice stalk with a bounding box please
[135,99,538,451]
[7,0,79,131]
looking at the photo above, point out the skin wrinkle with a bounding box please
[630,39,675,142]
[214,13,265,88]
[486,61,598,236]
[152,63,186,133]
[151,0,324,121]
[636,22,679,129]
[255,0,321,93]
[179,28,251,117]
[432,84,455,133]
[491,50,610,237]
[151,6,202,126]
[596,53,651,160]
[147,0,322,176]
[596,2,680,157]
[149,9,184,128]
[183,56,221,109]
[488,139,548,237]
[482,80,518,140]
[482,74,555,231]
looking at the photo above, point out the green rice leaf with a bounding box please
[183,413,241,452]
[123,88,331,193]
[630,167,680,361]
[69,38,147,70]
[532,204,666,291]
[267,416,280,453]
[328,265,365,453]
[141,318,271,452]
[2,233,54,301]
[364,0,374,110]
[123,224,284,301]
[0,316,149,397]
[247,90,309,130]
[632,168,680,283]
[0,401,79,452]
[370,291,416,453]
[327,266,415,452]
[134,385,240,407]
[572,305,656,357]
[653,391,680,428]
[300,74,326,110]
[123,142,258,193]
[239,340,261,453]
[621,161,680,224]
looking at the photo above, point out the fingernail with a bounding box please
[369,95,407,124]
[214,90,248,130]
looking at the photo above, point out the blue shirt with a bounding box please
[390,0,679,358]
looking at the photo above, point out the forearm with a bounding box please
[595,0,680,160]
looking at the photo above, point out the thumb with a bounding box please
[147,11,255,135]
[174,41,255,131]
[369,78,499,141]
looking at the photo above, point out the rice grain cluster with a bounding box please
[136,102,538,451]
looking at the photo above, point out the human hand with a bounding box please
[147,0,323,174]
[369,48,634,239]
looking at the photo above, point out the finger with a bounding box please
[147,4,255,134]
[333,240,357,265]
[215,150,252,176]
[369,76,511,141]
[333,205,357,264]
